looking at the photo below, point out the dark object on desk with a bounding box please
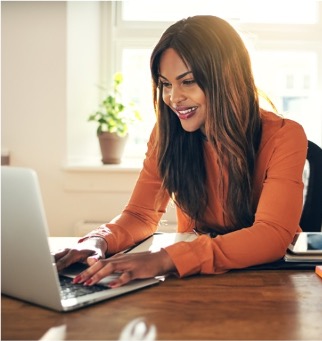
[247,258,322,271]
[300,140,322,232]
[247,233,322,271]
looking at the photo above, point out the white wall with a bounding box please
[67,1,102,163]
[2,1,176,237]
[2,1,69,235]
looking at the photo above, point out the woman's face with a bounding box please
[158,48,207,133]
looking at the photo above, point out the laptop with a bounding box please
[1,166,159,311]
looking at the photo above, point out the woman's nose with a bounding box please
[170,86,185,104]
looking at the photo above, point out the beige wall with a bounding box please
[2,1,70,235]
[2,2,177,236]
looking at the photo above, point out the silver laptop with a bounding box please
[1,166,159,311]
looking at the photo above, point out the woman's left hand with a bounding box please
[72,249,176,288]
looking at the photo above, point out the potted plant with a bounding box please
[88,72,141,164]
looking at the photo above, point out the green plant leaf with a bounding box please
[88,72,141,137]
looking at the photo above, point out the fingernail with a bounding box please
[84,279,93,286]
[73,275,81,284]
[108,281,119,288]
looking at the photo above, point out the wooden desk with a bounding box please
[2,239,322,340]
[2,270,322,340]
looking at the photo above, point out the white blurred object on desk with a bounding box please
[119,318,156,341]
[38,318,156,340]
[39,325,66,340]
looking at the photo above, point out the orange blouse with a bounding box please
[81,110,308,277]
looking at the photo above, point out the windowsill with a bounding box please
[62,159,142,192]
[63,158,143,173]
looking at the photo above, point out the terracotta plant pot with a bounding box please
[98,132,128,164]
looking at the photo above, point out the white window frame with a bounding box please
[104,0,322,145]
[67,1,322,167]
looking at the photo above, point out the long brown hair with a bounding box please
[150,15,262,228]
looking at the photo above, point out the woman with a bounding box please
[55,15,307,288]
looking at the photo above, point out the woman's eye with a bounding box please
[158,78,195,89]
[183,79,196,85]
[160,81,171,88]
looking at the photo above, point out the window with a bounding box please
[67,0,322,165]
[254,51,321,144]
[122,0,317,24]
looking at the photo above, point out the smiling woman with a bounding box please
[55,14,309,289]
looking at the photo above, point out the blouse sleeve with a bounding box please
[165,120,308,277]
[79,126,170,254]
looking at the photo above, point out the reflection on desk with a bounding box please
[2,269,322,340]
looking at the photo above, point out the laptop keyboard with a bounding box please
[59,275,109,300]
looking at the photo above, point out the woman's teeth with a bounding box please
[177,107,197,115]
[176,106,197,119]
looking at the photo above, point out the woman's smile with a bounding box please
[173,106,198,120]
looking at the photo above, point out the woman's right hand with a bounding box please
[53,237,108,272]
